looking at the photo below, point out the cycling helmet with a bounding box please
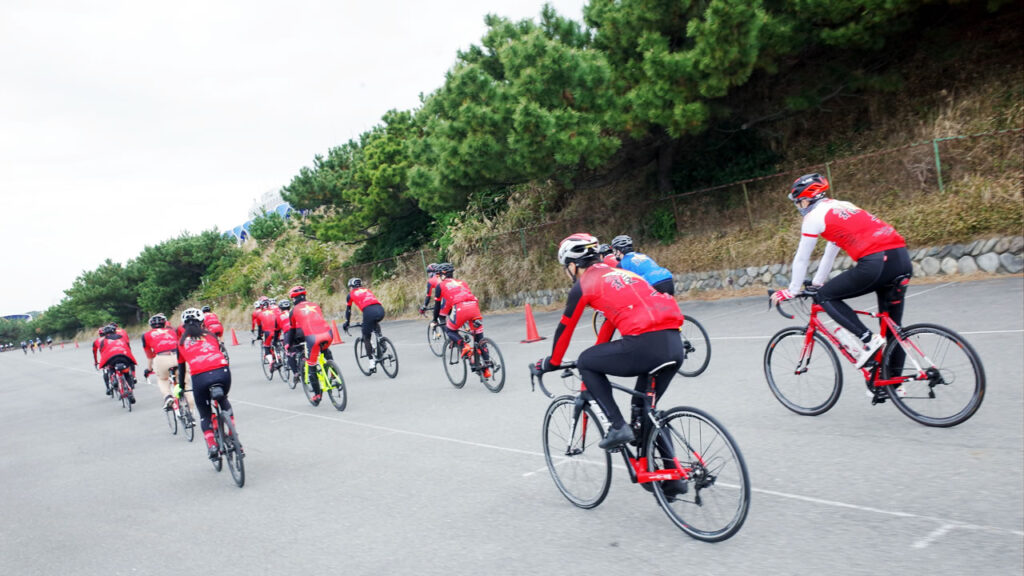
[436,262,455,277]
[789,173,829,215]
[289,285,307,299]
[598,243,612,256]
[181,308,204,325]
[347,277,362,289]
[426,263,438,274]
[558,233,600,267]
[201,305,211,313]
[278,299,292,310]
[99,325,116,336]
[148,314,167,328]
[610,235,633,254]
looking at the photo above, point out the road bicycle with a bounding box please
[259,339,281,381]
[349,323,399,378]
[426,318,446,357]
[531,361,749,542]
[208,384,244,487]
[296,342,348,411]
[162,369,196,442]
[218,340,230,364]
[764,284,985,427]
[592,310,711,378]
[442,328,506,392]
[273,339,292,383]
[106,363,135,412]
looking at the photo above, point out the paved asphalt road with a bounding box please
[2,277,1021,576]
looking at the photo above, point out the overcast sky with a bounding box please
[0,0,588,316]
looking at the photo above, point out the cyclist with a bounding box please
[276,298,294,373]
[250,300,263,343]
[610,235,675,295]
[598,243,618,268]
[531,234,686,456]
[201,305,225,342]
[342,278,386,372]
[771,173,911,368]
[287,286,334,402]
[419,263,443,316]
[96,324,139,402]
[176,308,233,461]
[46,336,53,350]
[140,313,182,410]
[21,340,27,354]
[256,298,281,373]
[431,263,492,378]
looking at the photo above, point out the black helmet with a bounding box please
[436,262,454,277]
[598,243,612,256]
[610,235,633,253]
[148,314,167,328]
[278,299,292,310]
[201,305,211,313]
[100,325,116,336]
[347,277,362,289]
[426,263,438,274]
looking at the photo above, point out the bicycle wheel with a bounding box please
[300,366,319,406]
[278,351,292,384]
[764,327,842,416]
[220,412,245,487]
[325,360,348,412]
[443,341,467,388]
[166,402,177,435]
[378,337,399,379]
[478,338,505,393]
[542,395,612,509]
[261,351,273,381]
[591,310,605,338]
[353,337,373,376]
[647,406,750,542]
[210,411,224,472]
[427,323,445,357]
[182,404,196,443]
[677,315,711,377]
[881,323,985,427]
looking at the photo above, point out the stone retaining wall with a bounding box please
[488,235,1023,309]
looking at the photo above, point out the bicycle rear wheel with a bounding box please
[219,341,230,364]
[881,323,985,427]
[591,310,605,338]
[353,337,374,376]
[166,403,177,435]
[677,315,711,377]
[378,337,399,379]
[647,406,750,542]
[427,323,445,357]
[181,402,196,443]
[210,411,224,472]
[443,341,467,388]
[542,396,611,509]
[325,360,348,412]
[220,412,245,487]
[261,351,273,381]
[764,327,842,416]
[478,338,505,393]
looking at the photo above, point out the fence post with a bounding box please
[671,196,681,234]
[933,139,946,193]
[520,229,528,258]
[825,162,833,190]
[741,183,754,230]
[419,249,426,271]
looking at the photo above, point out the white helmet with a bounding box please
[557,233,600,267]
[181,308,204,324]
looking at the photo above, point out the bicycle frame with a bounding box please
[301,342,337,389]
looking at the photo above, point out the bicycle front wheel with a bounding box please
[478,338,505,393]
[220,412,245,487]
[443,342,467,388]
[182,404,196,443]
[591,310,605,338]
[647,406,750,542]
[219,342,230,364]
[881,323,985,427]
[427,323,445,357]
[677,315,711,377]
[166,403,178,435]
[211,412,224,472]
[325,360,348,412]
[353,337,373,376]
[378,337,399,379]
[764,327,842,416]
[542,396,611,509]
[261,351,273,381]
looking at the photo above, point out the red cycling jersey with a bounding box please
[434,278,477,316]
[92,337,103,365]
[97,334,138,367]
[347,288,381,311]
[202,312,224,337]
[257,308,279,332]
[602,254,619,267]
[801,199,906,261]
[424,276,442,306]
[141,326,179,358]
[177,333,228,376]
[251,309,261,331]
[291,301,330,335]
[276,310,291,333]
[549,263,684,366]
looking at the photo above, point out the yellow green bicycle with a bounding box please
[296,342,347,411]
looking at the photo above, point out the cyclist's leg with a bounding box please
[153,354,177,406]
[876,248,912,373]
[362,304,385,357]
[190,372,216,452]
[815,253,886,341]
[304,334,323,394]
[464,303,488,361]
[444,309,463,347]
[652,278,675,295]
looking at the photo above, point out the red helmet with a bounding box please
[289,285,307,299]
[789,173,829,203]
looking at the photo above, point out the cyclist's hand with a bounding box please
[532,356,558,376]
[804,284,820,296]
[342,322,350,333]
[418,306,426,315]
[771,289,793,304]
[143,368,153,378]
[173,384,183,398]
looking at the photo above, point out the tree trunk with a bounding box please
[657,137,678,196]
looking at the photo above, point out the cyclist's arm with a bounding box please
[431,283,443,322]
[344,295,353,324]
[812,241,841,286]
[787,234,819,293]
[596,312,616,344]
[549,281,586,367]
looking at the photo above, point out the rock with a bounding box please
[999,253,1023,274]
[936,245,952,259]
[981,238,999,253]
[773,273,789,287]
[920,256,941,275]
[1010,236,1024,254]
[769,263,782,274]
[940,257,958,275]
[746,267,758,277]
[995,238,1011,253]
[977,253,1000,273]
[966,240,981,256]
[738,275,750,287]
[948,244,966,259]
[912,261,924,278]
[761,272,772,284]
[957,256,978,275]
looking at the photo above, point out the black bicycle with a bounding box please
[107,363,135,412]
[273,339,292,384]
[208,384,244,487]
[163,369,195,442]
[349,323,399,378]
[531,361,749,542]
[427,319,446,357]
[442,328,505,392]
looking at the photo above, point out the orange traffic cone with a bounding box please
[521,303,546,343]
[231,328,239,346]
[331,321,344,344]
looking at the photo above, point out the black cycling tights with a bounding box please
[192,367,232,433]
[815,247,912,341]
[577,329,685,429]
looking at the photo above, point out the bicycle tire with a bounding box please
[210,409,224,472]
[261,351,273,381]
[677,315,711,377]
[764,327,843,416]
[182,404,196,443]
[325,360,348,412]
[300,366,319,407]
[220,412,245,487]
[219,342,230,364]
[646,406,750,542]
[881,323,985,427]
[353,337,374,376]
[378,337,399,379]
[166,403,177,435]
[542,395,612,509]
[478,338,505,393]
[427,323,445,357]
[591,310,604,338]
[443,341,467,388]
[278,347,292,384]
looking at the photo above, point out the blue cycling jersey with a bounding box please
[618,252,673,285]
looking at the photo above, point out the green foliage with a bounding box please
[249,211,287,241]
[130,231,239,315]
[647,207,678,244]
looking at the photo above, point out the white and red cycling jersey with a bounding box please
[788,198,906,292]
[177,333,228,376]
